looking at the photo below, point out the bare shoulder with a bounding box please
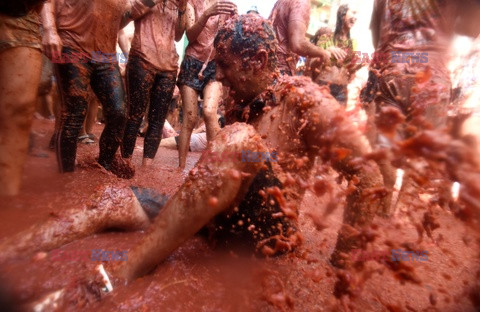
[274,75,337,111]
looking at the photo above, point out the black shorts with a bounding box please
[208,163,297,253]
[131,163,297,254]
[177,55,216,92]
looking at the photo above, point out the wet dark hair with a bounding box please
[214,14,278,71]
[333,4,351,44]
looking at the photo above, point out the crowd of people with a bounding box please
[1,0,480,309]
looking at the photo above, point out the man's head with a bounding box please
[215,14,278,102]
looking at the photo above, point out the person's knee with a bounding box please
[107,106,127,125]
[127,111,145,124]
[62,100,87,128]
[203,105,217,120]
[199,123,267,181]
[146,120,162,135]
[182,111,197,130]
[211,123,266,154]
[3,96,36,124]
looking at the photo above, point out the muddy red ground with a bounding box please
[0,119,479,311]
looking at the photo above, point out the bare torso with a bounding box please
[244,76,344,208]
[253,105,313,208]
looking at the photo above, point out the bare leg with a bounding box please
[324,123,386,268]
[0,47,42,196]
[178,85,199,168]
[85,94,99,135]
[0,185,149,262]
[376,157,396,216]
[78,93,98,140]
[34,94,44,119]
[363,100,395,217]
[202,81,222,141]
[330,159,386,268]
[44,92,54,119]
[112,123,267,282]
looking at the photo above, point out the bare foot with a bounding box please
[174,166,189,179]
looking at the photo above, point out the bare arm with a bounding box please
[118,28,131,56]
[288,20,346,61]
[40,0,62,60]
[185,0,236,43]
[302,94,371,164]
[289,20,328,60]
[175,0,188,41]
[121,0,166,28]
[185,2,206,42]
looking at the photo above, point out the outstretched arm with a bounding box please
[27,124,273,309]
[288,20,346,61]
[286,2,345,62]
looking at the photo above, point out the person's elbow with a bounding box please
[289,38,304,55]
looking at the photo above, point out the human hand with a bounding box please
[328,46,347,61]
[43,29,63,61]
[205,0,237,18]
[319,49,331,61]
